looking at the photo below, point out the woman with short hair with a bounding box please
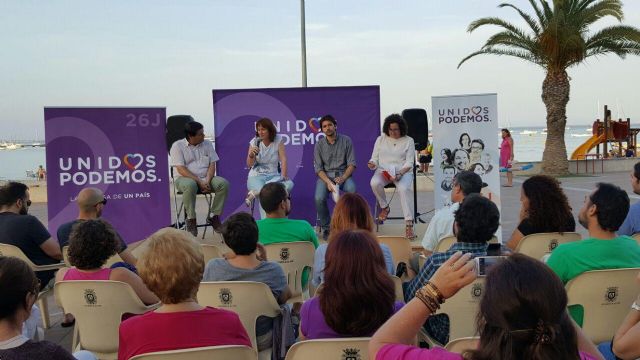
[301,229,403,339]
[118,228,251,360]
[370,253,602,360]
[246,117,294,218]
[368,113,416,238]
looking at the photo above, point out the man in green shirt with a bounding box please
[548,182,640,326]
[257,182,319,287]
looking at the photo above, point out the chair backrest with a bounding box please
[445,337,480,354]
[566,268,640,343]
[129,345,256,360]
[434,236,499,253]
[62,245,123,268]
[390,275,404,303]
[197,281,281,351]
[0,243,38,267]
[54,281,156,357]
[632,233,640,245]
[264,242,315,300]
[284,338,371,360]
[515,232,581,260]
[377,236,412,271]
[200,244,222,264]
[440,278,485,341]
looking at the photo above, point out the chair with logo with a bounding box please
[197,281,281,357]
[264,241,315,303]
[129,345,257,360]
[284,338,371,360]
[566,267,640,343]
[420,278,485,347]
[515,232,581,261]
[54,280,159,359]
[0,243,64,329]
[445,337,480,354]
[166,115,215,239]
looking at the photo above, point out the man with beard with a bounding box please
[57,187,137,266]
[618,162,640,235]
[0,182,62,287]
[452,148,470,171]
[547,182,640,326]
[313,115,357,240]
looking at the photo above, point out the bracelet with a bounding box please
[632,302,640,312]
[426,281,445,304]
[415,288,440,313]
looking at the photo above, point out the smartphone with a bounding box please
[475,256,507,277]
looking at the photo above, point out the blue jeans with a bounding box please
[247,174,294,219]
[314,177,356,231]
[597,341,618,360]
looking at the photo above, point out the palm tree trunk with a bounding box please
[541,69,570,176]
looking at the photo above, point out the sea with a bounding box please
[0,125,599,181]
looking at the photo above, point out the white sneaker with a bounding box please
[245,190,258,207]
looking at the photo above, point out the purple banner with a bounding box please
[45,108,170,244]
[212,86,380,223]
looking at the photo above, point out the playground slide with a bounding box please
[570,133,605,160]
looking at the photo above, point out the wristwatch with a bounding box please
[632,302,640,312]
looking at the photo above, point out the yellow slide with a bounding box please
[570,133,605,160]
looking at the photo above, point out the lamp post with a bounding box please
[300,0,307,87]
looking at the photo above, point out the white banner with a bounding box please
[431,93,501,239]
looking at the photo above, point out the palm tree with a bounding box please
[459,0,640,175]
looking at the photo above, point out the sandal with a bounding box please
[405,224,416,239]
[377,206,390,223]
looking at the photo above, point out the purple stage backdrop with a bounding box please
[212,86,380,222]
[45,108,170,244]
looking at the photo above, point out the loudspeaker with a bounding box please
[402,108,429,151]
[166,115,194,152]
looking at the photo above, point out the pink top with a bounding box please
[500,137,512,168]
[62,268,112,281]
[118,307,251,360]
[376,344,599,360]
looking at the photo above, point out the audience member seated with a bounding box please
[370,253,603,360]
[404,194,500,345]
[0,182,62,288]
[202,212,291,350]
[300,229,403,339]
[618,162,640,236]
[312,193,394,287]
[118,228,251,360]
[57,187,136,268]
[548,182,640,326]
[0,256,96,360]
[419,171,483,257]
[506,175,576,250]
[607,271,640,359]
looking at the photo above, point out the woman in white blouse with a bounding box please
[368,114,416,239]
[246,117,294,218]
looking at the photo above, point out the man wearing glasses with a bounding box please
[56,187,137,267]
[0,182,62,288]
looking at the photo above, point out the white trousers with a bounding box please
[370,169,414,221]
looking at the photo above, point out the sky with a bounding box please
[1,0,640,140]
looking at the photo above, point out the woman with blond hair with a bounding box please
[311,193,394,287]
[118,228,250,360]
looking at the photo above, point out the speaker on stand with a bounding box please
[402,108,433,224]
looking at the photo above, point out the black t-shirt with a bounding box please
[517,216,576,236]
[56,219,128,252]
[0,212,56,265]
[0,339,75,360]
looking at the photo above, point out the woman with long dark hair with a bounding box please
[311,193,394,287]
[301,229,403,339]
[506,175,575,250]
[370,253,602,360]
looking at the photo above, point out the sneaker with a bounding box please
[207,215,223,233]
[245,190,257,207]
[186,218,198,237]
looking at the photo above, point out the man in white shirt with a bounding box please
[169,121,229,236]
[421,171,482,256]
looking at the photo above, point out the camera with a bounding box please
[474,256,507,277]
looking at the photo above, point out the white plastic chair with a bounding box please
[0,243,64,329]
[264,242,315,303]
[285,337,371,360]
[515,232,581,260]
[129,345,256,360]
[445,336,479,353]
[54,280,159,359]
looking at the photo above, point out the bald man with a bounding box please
[56,188,136,266]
